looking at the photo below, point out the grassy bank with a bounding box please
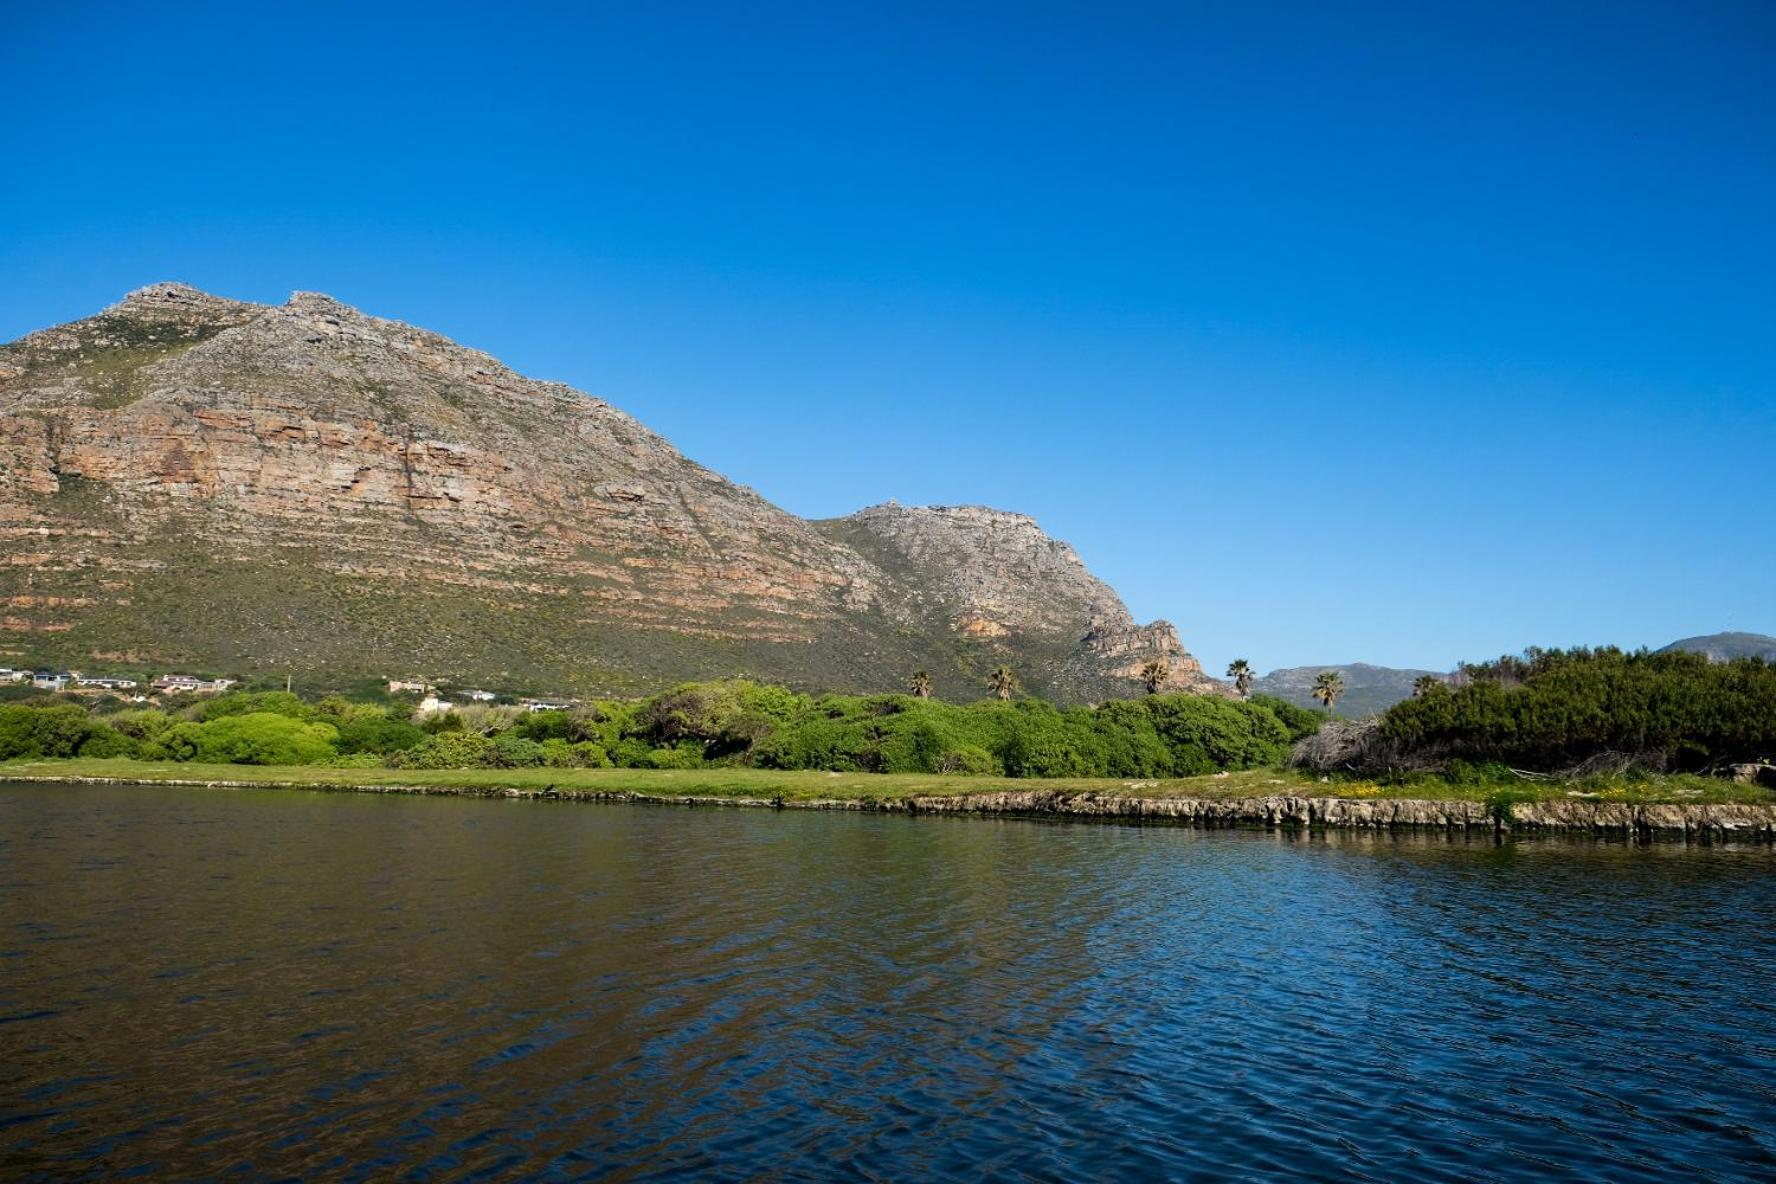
[3,758,1771,806]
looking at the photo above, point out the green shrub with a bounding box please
[934,744,997,775]
[1380,648,1776,772]
[393,731,492,769]
[1249,694,1325,743]
[0,704,121,760]
[1143,695,1291,772]
[191,691,310,722]
[636,680,811,759]
[155,712,340,765]
[1085,699,1174,777]
[335,715,428,755]
[607,737,657,768]
[487,733,547,768]
[574,741,613,768]
[646,744,704,769]
[515,710,574,742]
[538,739,614,769]
[75,727,138,759]
[106,708,175,741]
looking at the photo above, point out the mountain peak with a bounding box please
[284,290,357,318]
[110,281,260,320]
[1658,632,1776,662]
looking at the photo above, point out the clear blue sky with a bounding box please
[4,1,1772,674]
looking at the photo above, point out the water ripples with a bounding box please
[1,784,1774,1181]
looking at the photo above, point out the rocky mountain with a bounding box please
[0,283,1218,701]
[1657,632,1776,662]
[1250,662,1444,717]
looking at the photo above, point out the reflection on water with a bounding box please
[1,783,1773,1181]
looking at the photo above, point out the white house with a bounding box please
[78,676,140,690]
[416,694,454,716]
[461,689,497,702]
[152,675,237,694]
[521,698,576,713]
[0,668,28,684]
[32,670,72,691]
[388,679,432,695]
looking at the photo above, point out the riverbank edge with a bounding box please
[8,772,1776,839]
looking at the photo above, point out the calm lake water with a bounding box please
[1,783,1773,1182]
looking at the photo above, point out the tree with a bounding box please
[1412,674,1444,698]
[1227,659,1254,699]
[987,666,1019,701]
[910,671,933,699]
[1311,670,1345,713]
[1139,659,1170,695]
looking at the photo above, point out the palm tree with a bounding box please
[1226,659,1254,699]
[910,670,933,699]
[1139,659,1170,695]
[1311,670,1344,713]
[1412,674,1443,698]
[987,665,1019,701]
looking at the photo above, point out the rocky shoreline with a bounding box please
[8,774,1776,840]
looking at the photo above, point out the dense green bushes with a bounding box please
[153,713,341,766]
[1249,694,1326,743]
[1377,648,1776,772]
[0,680,1310,778]
[0,704,120,760]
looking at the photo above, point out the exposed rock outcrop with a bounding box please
[820,503,1220,695]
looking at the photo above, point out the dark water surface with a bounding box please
[2,784,1774,1182]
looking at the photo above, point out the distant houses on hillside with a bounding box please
[5,663,566,708]
[385,679,560,710]
[78,675,139,691]
[3,665,235,697]
[151,674,237,694]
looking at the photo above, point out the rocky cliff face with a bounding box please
[1,283,1215,700]
[820,503,1217,693]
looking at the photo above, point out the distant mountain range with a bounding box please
[1250,663,1445,717]
[1258,632,1776,717]
[1656,632,1776,662]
